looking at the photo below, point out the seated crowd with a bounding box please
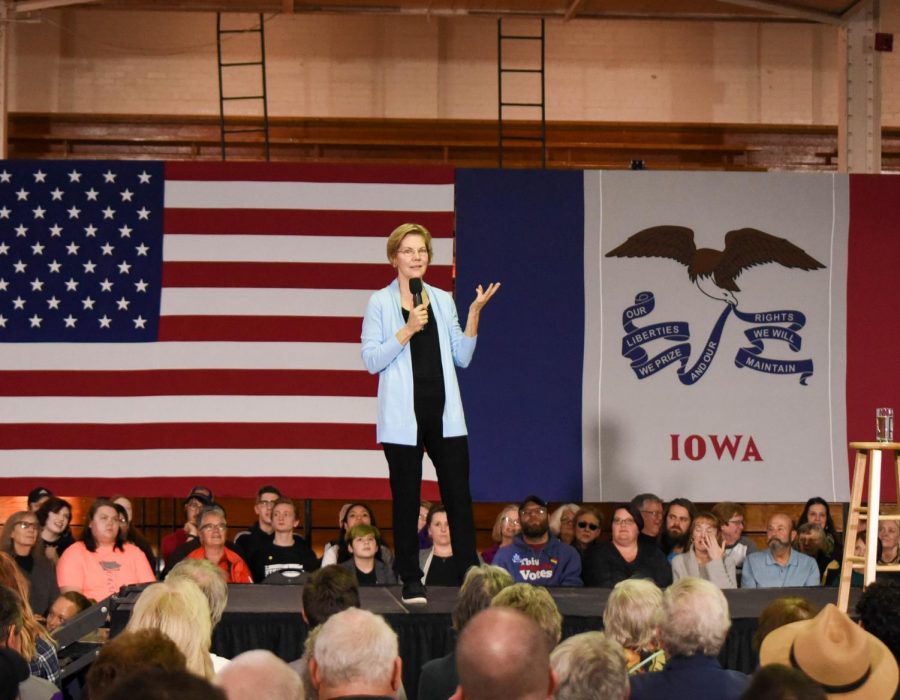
[1,485,899,700]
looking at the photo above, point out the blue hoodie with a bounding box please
[492,534,583,587]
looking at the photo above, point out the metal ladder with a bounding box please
[216,13,271,161]
[497,17,546,168]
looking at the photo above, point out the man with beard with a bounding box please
[493,495,582,586]
[661,498,698,561]
[740,512,819,588]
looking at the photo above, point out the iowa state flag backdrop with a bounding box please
[0,161,454,498]
[457,169,899,503]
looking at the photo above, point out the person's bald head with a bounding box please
[451,607,556,700]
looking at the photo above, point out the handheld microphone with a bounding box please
[409,278,423,307]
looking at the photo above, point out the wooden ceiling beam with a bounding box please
[14,0,98,11]
[714,0,844,25]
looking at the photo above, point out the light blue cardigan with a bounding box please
[361,279,476,446]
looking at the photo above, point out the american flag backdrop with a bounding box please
[0,161,454,498]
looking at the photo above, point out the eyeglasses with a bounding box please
[200,523,227,532]
[15,522,38,530]
[560,516,575,525]
[612,517,636,527]
[727,519,745,527]
[397,247,429,258]
[501,516,520,526]
[640,509,664,519]
[577,521,599,531]
[520,507,547,517]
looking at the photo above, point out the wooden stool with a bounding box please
[837,441,900,612]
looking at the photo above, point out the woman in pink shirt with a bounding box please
[57,499,156,601]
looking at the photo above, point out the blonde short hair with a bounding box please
[602,578,664,652]
[125,579,214,679]
[660,577,731,657]
[490,505,519,543]
[386,223,433,263]
[551,632,629,700]
[491,583,562,648]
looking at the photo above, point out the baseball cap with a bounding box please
[27,486,53,506]
[183,486,213,505]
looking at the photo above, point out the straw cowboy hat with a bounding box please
[759,603,898,699]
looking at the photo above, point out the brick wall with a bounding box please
[9,7,900,125]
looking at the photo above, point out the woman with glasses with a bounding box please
[57,498,156,601]
[671,512,737,589]
[571,506,603,561]
[184,505,252,584]
[582,504,672,588]
[0,511,59,618]
[481,504,520,564]
[362,223,499,603]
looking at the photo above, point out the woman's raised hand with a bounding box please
[470,282,501,311]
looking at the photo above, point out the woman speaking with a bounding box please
[362,223,499,604]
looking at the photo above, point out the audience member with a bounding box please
[111,496,157,573]
[340,524,397,585]
[300,565,361,629]
[711,502,757,575]
[548,504,580,546]
[34,498,75,565]
[582,504,672,588]
[796,497,841,558]
[740,664,826,700]
[631,493,665,544]
[0,511,59,618]
[856,580,900,666]
[493,495,582,586]
[741,513,819,588]
[571,506,603,561]
[419,504,467,586]
[125,579,214,679]
[184,505,252,584]
[320,503,394,571]
[759,603,898,699]
[752,597,818,655]
[160,486,213,569]
[491,583,563,649]
[103,667,226,700]
[46,591,92,634]
[451,607,556,700]
[85,628,187,700]
[308,608,402,700]
[480,505,520,565]
[214,650,303,700]
[57,499,156,600]
[602,578,666,674]
[418,500,434,550]
[0,586,59,700]
[661,498,698,560]
[246,498,318,583]
[27,488,53,513]
[233,485,280,563]
[877,515,900,567]
[418,565,513,700]
[166,558,229,630]
[630,577,747,700]
[796,523,839,586]
[672,511,737,588]
[0,647,31,700]
[0,554,61,685]
[550,631,629,700]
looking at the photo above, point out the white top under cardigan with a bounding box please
[670,549,738,589]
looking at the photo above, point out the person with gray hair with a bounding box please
[602,578,666,673]
[451,607,556,700]
[550,631,629,700]
[308,607,402,699]
[215,650,303,700]
[629,577,747,699]
[184,505,252,584]
[418,565,514,700]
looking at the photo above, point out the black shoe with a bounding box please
[401,580,427,605]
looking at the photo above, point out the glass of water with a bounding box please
[876,407,893,442]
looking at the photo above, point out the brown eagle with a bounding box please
[605,225,825,304]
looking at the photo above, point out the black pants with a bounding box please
[382,392,479,585]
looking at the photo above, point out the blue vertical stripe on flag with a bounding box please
[456,169,586,502]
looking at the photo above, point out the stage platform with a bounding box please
[111,584,858,700]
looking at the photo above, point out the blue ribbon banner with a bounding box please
[619,292,814,385]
